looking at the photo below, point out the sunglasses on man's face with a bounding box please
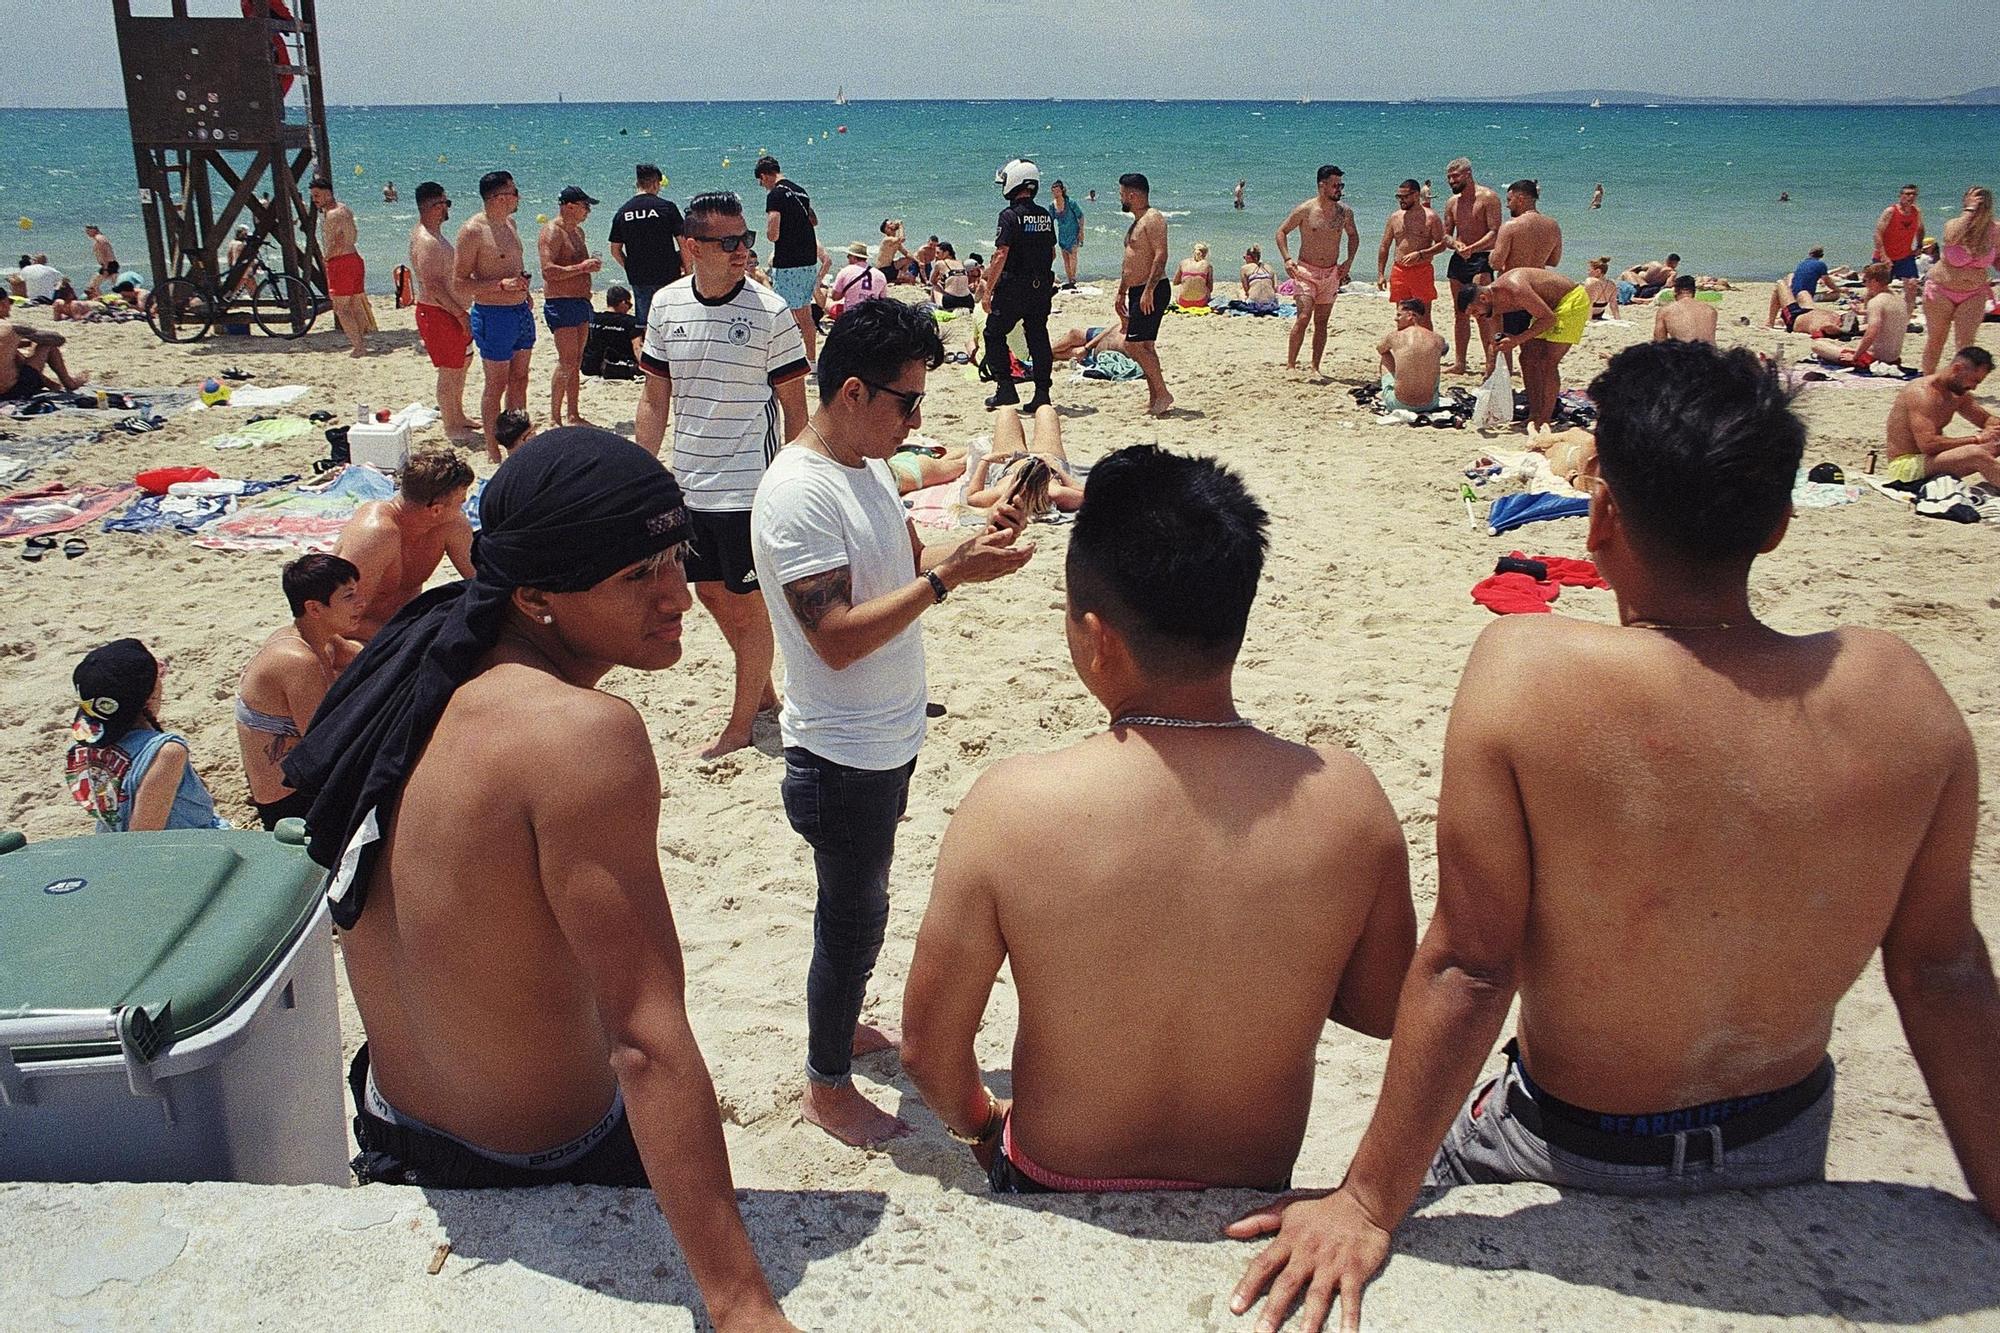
[691,231,757,252]
[860,378,924,420]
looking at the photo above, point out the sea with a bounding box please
[3,99,1995,293]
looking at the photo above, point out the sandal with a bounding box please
[116,414,164,434]
[62,537,88,560]
[307,410,335,423]
[220,367,254,381]
[20,535,56,562]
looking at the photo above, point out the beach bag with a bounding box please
[1470,362,1513,431]
[392,264,415,309]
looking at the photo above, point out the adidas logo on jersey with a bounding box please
[669,325,690,339]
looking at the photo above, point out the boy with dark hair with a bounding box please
[903,442,1414,1194]
[494,408,536,454]
[1229,340,2000,1332]
[237,553,364,829]
[751,298,1034,1149]
[583,284,643,379]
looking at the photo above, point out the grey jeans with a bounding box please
[1427,1056,1836,1196]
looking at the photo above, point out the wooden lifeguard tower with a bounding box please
[111,0,331,338]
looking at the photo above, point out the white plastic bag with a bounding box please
[1470,362,1514,431]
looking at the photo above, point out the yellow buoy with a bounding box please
[721,157,731,167]
[17,217,31,230]
[661,176,669,187]
[353,164,364,175]
[536,213,549,224]
[437,153,447,163]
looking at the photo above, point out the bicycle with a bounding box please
[146,238,321,343]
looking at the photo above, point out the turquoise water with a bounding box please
[3,100,1995,292]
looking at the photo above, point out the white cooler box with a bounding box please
[0,823,347,1185]
[347,419,412,471]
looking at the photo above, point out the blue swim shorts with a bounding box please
[768,264,817,310]
[542,297,593,331]
[470,301,537,361]
[1889,254,1919,281]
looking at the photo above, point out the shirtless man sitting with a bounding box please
[1376,298,1445,413]
[903,443,1414,1193]
[1651,275,1718,344]
[457,169,537,463]
[1277,166,1360,375]
[235,554,363,830]
[0,291,86,398]
[285,429,799,1332]
[1882,346,2000,487]
[1229,340,2000,1333]
[1459,266,1588,428]
[333,449,476,639]
[1810,262,1908,370]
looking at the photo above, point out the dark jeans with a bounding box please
[982,276,1054,404]
[781,746,915,1086]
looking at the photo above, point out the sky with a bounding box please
[4,0,1990,107]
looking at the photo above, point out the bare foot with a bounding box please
[349,346,368,359]
[445,428,483,446]
[803,1081,911,1147]
[1447,362,1470,375]
[852,1021,900,1057]
[695,726,754,760]
[568,412,597,427]
[1145,392,1176,416]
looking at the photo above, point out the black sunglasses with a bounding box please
[859,378,924,419]
[690,230,757,252]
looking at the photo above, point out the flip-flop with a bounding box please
[20,535,56,562]
[116,414,163,434]
[245,413,273,424]
[220,367,253,381]
[62,537,88,560]
[307,410,334,423]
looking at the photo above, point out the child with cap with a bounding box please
[65,638,230,832]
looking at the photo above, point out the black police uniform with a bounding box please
[984,192,1058,406]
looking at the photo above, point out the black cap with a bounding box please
[71,638,158,745]
[558,185,598,206]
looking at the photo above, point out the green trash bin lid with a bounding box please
[0,827,326,1060]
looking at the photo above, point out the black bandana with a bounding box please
[282,427,691,925]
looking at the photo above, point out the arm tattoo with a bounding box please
[784,566,852,632]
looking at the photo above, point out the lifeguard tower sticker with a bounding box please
[42,878,86,895]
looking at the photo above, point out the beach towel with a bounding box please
[104,475,299,535]
[205,415,316,450]
[0,426,108,487]
[214,384,311,409]
[1790,360,1922,389]
[1080,349,1145,381]
[1487,490,1590,536]
[193,464,395,554]
[1791,466,1862,509]
[0,482,141,540]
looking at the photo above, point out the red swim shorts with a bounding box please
[414,302,472,370]
[1389,261,1438,307]
[325,251,365,298]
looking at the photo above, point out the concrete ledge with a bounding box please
[3,1180,1996,1330]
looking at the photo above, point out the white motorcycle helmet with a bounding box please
[996,159,1040,197]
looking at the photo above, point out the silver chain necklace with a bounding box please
[1111,714,1254,730]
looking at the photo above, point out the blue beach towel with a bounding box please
[1487,491,1590,536]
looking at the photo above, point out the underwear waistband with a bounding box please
[365,1065,624,1171]
[999,1113,1211,1193]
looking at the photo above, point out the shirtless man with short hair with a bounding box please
[235,554,363,830]
[408,182,478,444]
[1620,253,1680,296]
[333,448,477,639]
[903,443,1414,1194]
[1883,346,2000,487]
[1652,275,1718,343]
[287,430,800,1333]
[83,225,117,298]
[456,169,536,463]
[1459,265,1586,427]
[1116,172,1174,415]
[1375,179,1444,311]
[1810,262,1908,370]
[1376,298,1445,412]
[311,177,371,357]
[1442,158,1503,373]
[1277,166,1360,375]
[0,291,85,398]
[1230,340,2000,1333]
[1489,179,1562,375]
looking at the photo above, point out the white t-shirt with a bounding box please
[19,264,62,301]
[752,446,927,770]
[640,275,808,512]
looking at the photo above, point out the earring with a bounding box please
[539,615,554,625]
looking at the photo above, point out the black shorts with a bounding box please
[1124,278,1172,342]
[941,292,975,311]
[682,506,759,594]
[1447,250,1493,285]
[100,261,122,277]
[0,361,50,401]
[1502,310,1531,337]
[249,788,313,831]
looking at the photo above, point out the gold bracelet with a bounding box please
[946,1090,1000,1146]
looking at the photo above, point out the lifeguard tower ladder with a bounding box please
[112,0,331,340]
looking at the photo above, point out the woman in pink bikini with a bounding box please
[1920,185,1997,374]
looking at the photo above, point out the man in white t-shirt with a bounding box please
[18,255,64,303]
[637,191,810,759]
[751,300,1034,1148]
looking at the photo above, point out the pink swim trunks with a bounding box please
[1293,260,1343,307]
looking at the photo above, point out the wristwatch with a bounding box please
[947,1089,1001,1145]
[924,569,949,604]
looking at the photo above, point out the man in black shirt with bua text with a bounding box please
[980,158,1058,411]
[608,163,684,327]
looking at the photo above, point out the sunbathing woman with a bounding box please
[885,440,968,495]
[1174,242,1214,308]
[1232,246,1281,313]
[1920,185,1997,374]
[965,405,1084,516]
[1583,257,1620,321]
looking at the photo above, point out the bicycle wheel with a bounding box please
[147,277,215,343]
[250,271,318,339]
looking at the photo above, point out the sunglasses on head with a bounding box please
[692,230,757,252]
[859,378,924,419]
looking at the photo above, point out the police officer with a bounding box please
[980,158,1058,410]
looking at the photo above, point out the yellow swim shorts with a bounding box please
[1884,452,1927,484]
[1539,284,1592,346]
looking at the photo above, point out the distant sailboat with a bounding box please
[1589,98,1602,108]
[834,85,847,106]
[1297,92,1311,105]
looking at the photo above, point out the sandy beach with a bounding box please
[1,277,1995,1227]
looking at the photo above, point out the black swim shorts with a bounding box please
[1124,278,1172,342]
[1447,250,1493,285]
[0,361,51,401]
[682,506,759,594]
